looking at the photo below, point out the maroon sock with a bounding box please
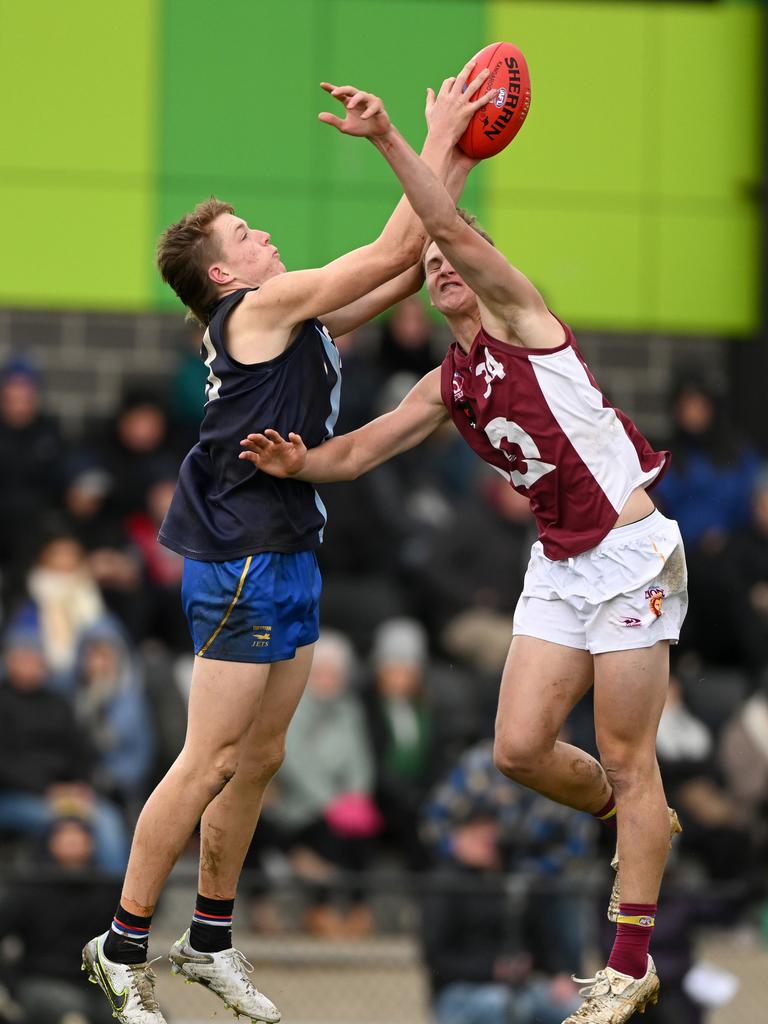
[592,792,617,829]
[607,903,656,978]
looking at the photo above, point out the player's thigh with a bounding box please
[245,642,316,751]
[495,635,594,754]
[593,640,670,762]
[183,656,272,759]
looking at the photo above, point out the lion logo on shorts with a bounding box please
[645,587,665,618]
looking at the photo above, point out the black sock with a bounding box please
[103,904,152,964]
[189,894,235,953]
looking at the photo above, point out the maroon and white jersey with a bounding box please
[440,317,670,561]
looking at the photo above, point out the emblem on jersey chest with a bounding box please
[475,347,506,399]
[452,372,477,428]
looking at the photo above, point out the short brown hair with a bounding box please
[456,207,495,246]
[156,197,234,325]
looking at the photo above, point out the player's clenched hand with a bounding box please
[238,429,307,477]
[318,83,392,138]
[425,60,497,146]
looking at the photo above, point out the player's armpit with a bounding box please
[320,262,425,339]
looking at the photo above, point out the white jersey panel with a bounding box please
[528,347,661,513]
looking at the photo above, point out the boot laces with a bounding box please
[229,949,257,989]
[127,957,163,1013]
[571,969,613,999]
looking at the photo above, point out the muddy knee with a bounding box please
[600,749,657,796]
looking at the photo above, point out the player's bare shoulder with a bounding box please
[478,299,565,351]
[222,283,301,364]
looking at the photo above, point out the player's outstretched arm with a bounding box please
[238,367,447,483]
[321,146,478,338]
[361,86,562,347]
[243,89,445,332]
[246,69,490,334]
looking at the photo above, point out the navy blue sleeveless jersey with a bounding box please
[159,288,341,561]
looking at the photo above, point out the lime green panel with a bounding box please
[656,5,763,200]
[486,1,763,335]
[0,0,157,308]
[485,2,649,201]
[489,202,646,330]
[0,0,156,177]
[654,204,760,334]
[0,182,154,309]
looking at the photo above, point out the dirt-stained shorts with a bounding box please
[513,509,688,655]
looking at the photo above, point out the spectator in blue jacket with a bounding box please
[656,377,760,551]
[70,618,154,807]
[420,740,594,1024]
[0,627,129,874]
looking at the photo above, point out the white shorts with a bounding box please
[513,509,688,655]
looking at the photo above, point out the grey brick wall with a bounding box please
[0,306,727,442]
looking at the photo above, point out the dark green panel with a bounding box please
[154,0,485,308]
[320,1,487,185]
[310,0,486,266]
[154,0,323,305]
[158,0,319,183]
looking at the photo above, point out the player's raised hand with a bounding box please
[425,60,497,146]
[318,83,392,138]
[238,429,307,477]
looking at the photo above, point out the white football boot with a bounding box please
[169,930,281,1022]
[562,955,660,1023]
[81,932,167,1023]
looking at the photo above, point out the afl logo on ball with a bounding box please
[494,87,507,108]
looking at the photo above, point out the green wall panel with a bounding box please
[655,207,760,334]
[495,202,647,330]
[0,182,156,310]
[484,3,650,200]
[1,0,761,331]
[486,1,763,335]
[154,0,484,312]
[656,5,762,201]
[0,0,157,309]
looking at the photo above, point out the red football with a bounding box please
[458,42,531,160]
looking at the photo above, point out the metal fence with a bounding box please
[1,866,765,1024]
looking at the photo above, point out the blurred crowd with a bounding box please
[0,297,767,1024]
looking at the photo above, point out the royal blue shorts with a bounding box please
[182,551,321,663]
